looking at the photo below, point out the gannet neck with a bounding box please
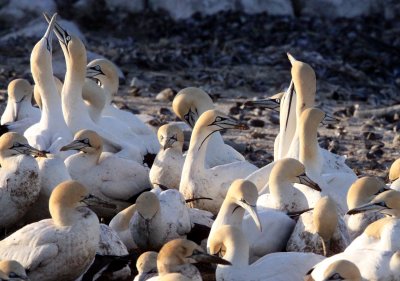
[82,78,106,122]
[217,197,246,227]
[313,196,338,241]
[110,204,136,231]
[185,126,210,171]
[269,158,300,201]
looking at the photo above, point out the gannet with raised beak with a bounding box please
[149,123,185,190]
[0,132,42,228]
[0,260,28,281]
[173,87,245,167]
[133,251,158,281]
[0,180,101,281]
[179,109,257,214]
[61,129,151,218]
[389,158,400,190]
[209,225,325,281]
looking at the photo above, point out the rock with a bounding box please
[249,118,265,127]
[105,0,145,13]
[130,77,148,89]
[156,88,175,101]
[0,0,56,25]
[393,134,400,146]
[159,107,172,115]
[240,0,294,16]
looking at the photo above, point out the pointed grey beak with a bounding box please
[188,250,231,265]
[12,142,47,158]
[60,139,90,151]
[237,200,262,232]
[321,114,340,126]
[298,173,321,191]
[43,12,70,47]
[346,201,388,215]
[43,13,57,52]
[86,65,105,78]
[244,98,280,110]
[184,108,197,128]
[80,194,116,209]
[161,137,176,151]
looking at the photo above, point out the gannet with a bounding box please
[33,76,63,110]
[345,176,387,240]
[0,180,101,281]
[109,204,137,250]
[304,259,362,281]
[134,251,158,281]
[43,14,143,163]
[0,260,28,281]
[287,196,350,257]
[298,108,357,214]
[61,129,151,218]
[86,58,159,153]
[147,238,230,281]
[389,158,400,190]
[208,179,294,261]
[180,109,257,214]
[149,124,184,189]
[24,14,72,155]
[1,79,40,136]
[209,225,325,281]
[173,87,245,167]
[0,132,42,228]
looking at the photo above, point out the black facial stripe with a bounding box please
[46,37,51,52]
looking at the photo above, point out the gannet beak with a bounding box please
[86,65,105,78]
[287,52,297,65]
[211,116,249,130]
[346,201,388,215]
[321,114,340,126]
[60,139,90,151]
[184,108,197,128]
[297,173,321,191]
[12,142,47,158]
[80,194,116,209]
[188,250,231,265]
[303,267,315,281]
[161,137,176,151]
[43,13,57,52]
[43,12,70,47]
[244,98,280,110]
[237,200,262,232]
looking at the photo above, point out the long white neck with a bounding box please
[223,239,249,267]
[182,128,213,174]
[299,125,322,181]
[269,177,293,209]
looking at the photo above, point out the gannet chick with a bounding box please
[109,204,137,250]
[180,109,257,214]
[1,79,40,136]
[389,158,400,190]
[147,238,230,281]
[209,225,324,281]
[0,132,42,228]
[208,179,294,261]
[345,176,387,240]
[134,251,158,281]
[305,259,362,281]
[0,180,101,281]
[149,124,184,189]
[61,129,150,218]
[0,260,28,281]
[129,190,191,251]
[287,196,350,257]
[173,87,245,167]
[24,14,72,155]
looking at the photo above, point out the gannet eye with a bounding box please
[171,134,178,141]
[377,201,388,208]
[275,98,280,103]
[82,138,90,145]
[94,65,101,71]
[329,273,344,280]
[66,35,71,41]
[8,272,18,278]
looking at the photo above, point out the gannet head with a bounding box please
[321,260,362,281]
[157,124,184,151]
[347,190,400,217]
[7,79,32,103]
[300,107,339,130]
[60,129,103,154]
[0,132,46,158]
[194,109,248,135]
[389,159,400,183]
[245,91,286,110]
[136,251,158,274]
[227,179,262,231]
[157,239,230,274]
[313,196,338,244]
[173,87,214,128]
[270,158,321,191]
[136,192,160,220]
[0,260,29,281]
[346,176,388,209]
[86,59,119,97]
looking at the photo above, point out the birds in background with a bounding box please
[0,12,398,281]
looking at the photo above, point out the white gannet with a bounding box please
[24,14,72,155]
[147,238,230,281]
[287,196,350,257]
[304,259,362,281]
[109,204,137,250]
[81,78,107,123]
[173,87,245,167]
[209,225,325,281]
[180,109,257,214]
[389,158,400,190]
[345,176,387,241]
[298,108,357,214]
[149,123,184,190]
[86,58,159,153]
[33,75,63,110]
[1,79,40,136]
[0,180,101,281]
[208,179,294,261]
[129,190,191,251]
[134,251,158,281]
[0,260,28,281]
[0,132,42,228]
[61,129,151,218]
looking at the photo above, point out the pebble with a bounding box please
[156,88,175,102]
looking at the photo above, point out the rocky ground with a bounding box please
[0,10,399,280]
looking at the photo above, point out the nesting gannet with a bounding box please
[287,196,350,257]
[173,87,245,167]
[149,124,184,189]
[134,251,158,281]
[208,179,295,261]
[109,204,137,250]
[0,132,42,228]
[180,109,257,214]
[345,176,387,240]
[61,129,151,218]
[129,190,191,251]
[304,259,362,281]
[43,15,143,163]
[24,14,72,155]
[0,260,28,281]
[147,238,230,281]
[389,158,400,190]
[0,180,101,281]
[1,79,40,136]
[209,225,325,281]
